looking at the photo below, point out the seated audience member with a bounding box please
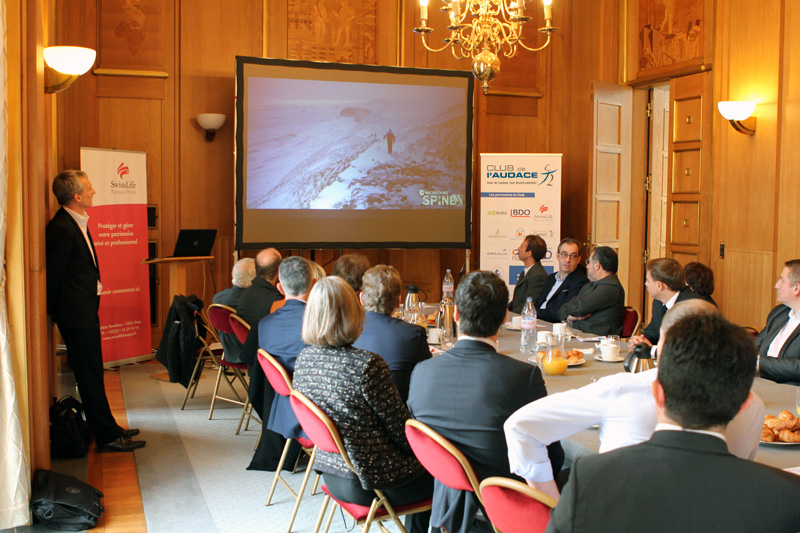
[235,248,283,327]
[535,238,589,322]
[546,314,800,533]
[293,277,433,533]
[757,259,800,385]
[353,265,431,401]
[310,261,327,281]
[505,299,765,501]
[407,271,563,533]
[254,256,313,443]
[331,253,370,291]
[509,235,548,314]
[684,261,716,305]
[211,258,255,363]
[558,246,625,336]
[629,257,710,349]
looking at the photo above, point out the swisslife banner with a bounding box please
[479,153,562,299]
[80,148,151,364]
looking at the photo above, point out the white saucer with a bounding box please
[594,354,625,363]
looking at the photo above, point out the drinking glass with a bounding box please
[796,387,800,417]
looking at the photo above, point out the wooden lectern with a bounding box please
[142,256,213,298]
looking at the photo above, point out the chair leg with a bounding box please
[322,502,337,533]
[286,447,317,533]
[311,473,321,495]
[255,427,263,451]
[208,364,225,420]
[181,354,205,410]
[313,494,331,533]
[267,439,294,505]
[236,401,250,435]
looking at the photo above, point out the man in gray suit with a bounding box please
[756,258,800,384]
[508,235,548,314]
[547,313,800,533]
[558,246,625,336]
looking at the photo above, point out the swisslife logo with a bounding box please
[534,204,554,220]
[110,161,137,191]
[117,162,130,178]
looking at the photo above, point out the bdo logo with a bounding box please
[511,208,531,217]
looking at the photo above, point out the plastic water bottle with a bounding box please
[442,269,455,302]
[520,297,537,354]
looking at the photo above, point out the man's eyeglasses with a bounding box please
[558,252,579,259]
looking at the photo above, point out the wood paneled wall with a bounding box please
[54,0,622,345]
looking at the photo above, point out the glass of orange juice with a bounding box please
[541,333,568,375]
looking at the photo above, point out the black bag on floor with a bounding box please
[50,395,89,458]
[30,469,104,531]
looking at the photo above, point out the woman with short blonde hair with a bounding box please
[294,276,432,533]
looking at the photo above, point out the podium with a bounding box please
[142,256,213,298]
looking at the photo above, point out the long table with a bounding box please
[495,321,800,471]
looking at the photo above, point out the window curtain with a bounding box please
[0,0,32,527]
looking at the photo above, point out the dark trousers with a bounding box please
[59,324,122,446]
[323,471,434,533]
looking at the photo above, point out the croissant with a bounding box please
[778,429,800,443]
[761,427,777,442]
[778,410,796,422]
[764,415,791,431]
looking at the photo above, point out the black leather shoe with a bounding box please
[121,428,140,438]
[97,436,146,453]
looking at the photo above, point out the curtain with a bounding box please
[0,0,32,527]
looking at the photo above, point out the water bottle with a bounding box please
[520,297,537,354]
[442,269,455,302]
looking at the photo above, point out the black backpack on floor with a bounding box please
[49,395,90,458]
[30,469,104,531]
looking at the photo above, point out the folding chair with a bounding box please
[479,477,556,533]
[257,349,321,532]
[181,333,223,410]
[622,306,641,338]
[404,418,498,533]
[290,390,432,533]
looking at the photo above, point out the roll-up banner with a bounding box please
[80,147,151,365]
[479,153,562,299]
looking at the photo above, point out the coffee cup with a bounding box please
[511,316,522,329]
[537,330,549,344]
[428,328,442,344]
[600,343,620,360]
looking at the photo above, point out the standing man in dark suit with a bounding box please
[235,248,283,327]
[211,257,255,363]
[629,257,709,349]
[508,235,548,314]
[408,271,563,533]
[756,259,800,384]
[558,246,625,336]
[548,314,800,533]
[46,170,145,452]
[535,238,588,322]
[353,265,431,401]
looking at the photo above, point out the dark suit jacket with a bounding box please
[257,299,308,439]
[407,340,563,533]
[558,274,625,336]
[642,288,710,344]
[757,304,800,385]
[212,285,247,363]
[535,270,589,323]
[46,208,101,328]
[353,311,431,402]
[547,430,800,533]
[509,262,548,314]
[235,277,283,327]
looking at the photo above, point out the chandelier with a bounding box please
[413,0,558,94]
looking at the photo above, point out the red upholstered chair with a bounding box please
[289,390,432,533]
[621,306,641,339]
[257,349,320,533]
[479,477,556,533]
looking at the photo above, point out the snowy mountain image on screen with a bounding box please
[245,78,467,210]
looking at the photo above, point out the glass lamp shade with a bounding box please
[44,46,96,75]
[196,113,227,131]
[717,101,756,121]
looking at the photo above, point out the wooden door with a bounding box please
[590,82,633,289]
[666,72,713,265]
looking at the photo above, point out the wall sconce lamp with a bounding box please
[196,113,227,142]
[717,101,756,135]
[44,46,97,94]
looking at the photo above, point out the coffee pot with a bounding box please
[624,342,656,373]
[404,284,427,311]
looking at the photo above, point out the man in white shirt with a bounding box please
[545,313,800,533]
[756,259,800,384]
[504,299,764,501]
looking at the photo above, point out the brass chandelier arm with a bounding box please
[420,33,454,53]
[517,30,552,52]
